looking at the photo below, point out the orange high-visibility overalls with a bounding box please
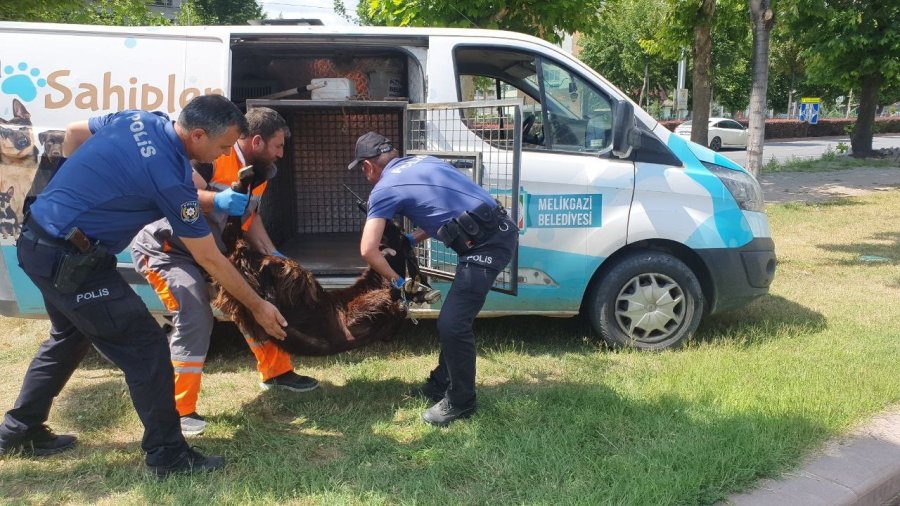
[131,144,293,416]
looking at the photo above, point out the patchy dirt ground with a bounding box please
[759,166,900,204]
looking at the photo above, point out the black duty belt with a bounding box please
[436,202,510,255]
[21,216,73,250]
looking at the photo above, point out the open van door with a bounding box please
[405,99,521,295]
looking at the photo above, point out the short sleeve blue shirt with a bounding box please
[366,156,495,237]
[30,110,209,253]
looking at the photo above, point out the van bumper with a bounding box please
[696,237,777,314]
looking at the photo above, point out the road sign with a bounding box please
[800,97,821,124]
[675,88,688,111]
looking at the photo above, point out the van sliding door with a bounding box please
[406,99,521,296]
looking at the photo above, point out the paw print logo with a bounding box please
[1,62,47,102]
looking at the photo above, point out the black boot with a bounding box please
[422,398,476,426]
[0,425,77,457]
[149,446,225,478]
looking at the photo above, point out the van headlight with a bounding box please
[702,162,765,212]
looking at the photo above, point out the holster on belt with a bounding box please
[52,229,107,294]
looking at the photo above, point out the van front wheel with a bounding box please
[587,252,704,350]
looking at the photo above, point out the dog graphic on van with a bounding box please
[0,98,39,240]
[0,186,20,238]
[25,129,66,210]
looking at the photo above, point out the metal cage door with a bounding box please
[405,99,522,296]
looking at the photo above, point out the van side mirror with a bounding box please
[612,100,635,159]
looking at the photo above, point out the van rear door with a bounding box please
[406,100,522,295]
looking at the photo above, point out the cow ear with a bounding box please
[12,99,30,121]
[7,186,14,196]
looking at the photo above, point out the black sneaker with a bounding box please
[180,412,207,437]
[409,380,447,403]
[260,371,319,392]
[422,398,477,427]
[149,446,225,478]
[0,425,76,457]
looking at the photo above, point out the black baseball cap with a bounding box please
[347,131,394,170]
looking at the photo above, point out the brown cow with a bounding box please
[212,219,435,356]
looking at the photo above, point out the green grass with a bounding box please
[763,150,898,172]
[1,192,899,505]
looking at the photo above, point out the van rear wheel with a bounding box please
[586,251,703,350]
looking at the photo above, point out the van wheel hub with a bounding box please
[614,273,685,343]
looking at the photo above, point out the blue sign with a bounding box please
[799,99,821,124]
[526,194,602,228]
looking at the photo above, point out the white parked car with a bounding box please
[674,117,749,151]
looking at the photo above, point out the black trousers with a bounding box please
[0,229,187,466]
[431,216,518,408]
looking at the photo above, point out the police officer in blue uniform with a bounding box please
[0,95,288,477]
[349,132,518,426]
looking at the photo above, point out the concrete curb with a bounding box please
[724,409,900,505]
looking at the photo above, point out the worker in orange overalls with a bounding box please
[131,107,318,437]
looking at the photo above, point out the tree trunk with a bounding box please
[851,73,882,157]
[639,63,649,107]
[690,0,715,147]
[746,0,775,176]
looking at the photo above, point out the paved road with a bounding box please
[719,134,900,167]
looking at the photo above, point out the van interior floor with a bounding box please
[278,232,367,277]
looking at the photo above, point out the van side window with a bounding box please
[454,47,613,154]
[538,59,613,153]
[455,48,545,150]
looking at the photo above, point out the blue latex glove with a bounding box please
[392,277,406,290]
[404,233,416,246]
[272,250,286,258]
[213,188,250,216]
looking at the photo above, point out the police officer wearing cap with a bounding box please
[0,95,288,478]
[349,131,518,426]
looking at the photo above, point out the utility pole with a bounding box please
[676,52,687,119]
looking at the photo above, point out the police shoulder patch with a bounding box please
[180,200,200,223]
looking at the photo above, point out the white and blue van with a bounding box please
[0,22,775,349]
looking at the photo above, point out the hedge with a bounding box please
[658,118,900,139]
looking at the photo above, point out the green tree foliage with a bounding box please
[0,0,84,23]
[181,0,265,25]
[0,0,264,26]
[0,0,169,25]
[581,0,751,119]
[784,1,900,154]
[767,21,804,114]
[357,0,602,43]
[579,0,675,106]
[711,2,751,115]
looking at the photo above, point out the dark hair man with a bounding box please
[0,95,287,478]
[131,107,318,438]
[349,131,518,426]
